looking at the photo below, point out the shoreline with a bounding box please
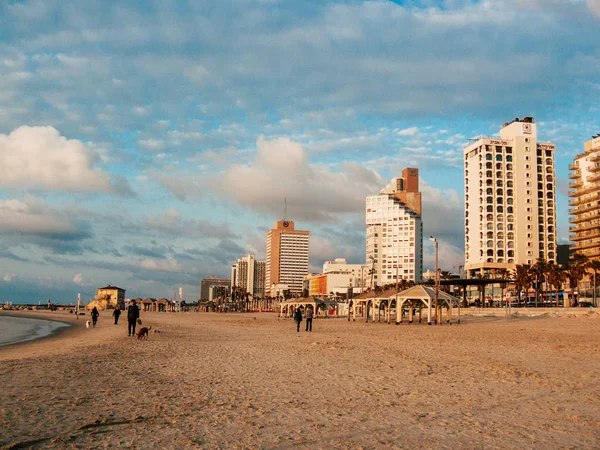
[0,315,71,348]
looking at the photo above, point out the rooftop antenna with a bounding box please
[283,197,287,221]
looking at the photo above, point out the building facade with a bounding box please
[366,168,423,287]
[200,276,231,301]
[568,134,600,262]
[231,254,266,298]
[265,220,309,296]
[303,258,368,296]
[94,285,125,309]
[464,117,557,277]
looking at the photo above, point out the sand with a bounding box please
[0,309,599,449]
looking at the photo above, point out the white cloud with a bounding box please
[0,197,83,236]
[72,273,85,285]
[397,127,419,136]
[139,257,182,273]
[209,136,384,222]
[3,273,16,282]
[0,126,129,194]
[588,0,600,18]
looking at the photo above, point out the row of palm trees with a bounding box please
[495,254,600,307]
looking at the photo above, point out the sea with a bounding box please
[0,316,70,347]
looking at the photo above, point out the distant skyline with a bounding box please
[1,0,599,303]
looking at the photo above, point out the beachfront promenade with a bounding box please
[0,310,599,448]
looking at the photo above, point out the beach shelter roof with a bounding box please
[353,288,397,301]
[392,285,460,306]
[280,296,338,307]
[142,297,156,303]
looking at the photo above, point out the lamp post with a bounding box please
[429,236,439,325]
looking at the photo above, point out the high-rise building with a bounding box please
[265,220,309,296]
[199,276,230,301]
[231,254,266,297]
[464,117,556,277]
[366,168,423,286]
[568,134,600,262]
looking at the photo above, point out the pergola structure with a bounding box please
[279,297,339,318]
[349,285,462,325]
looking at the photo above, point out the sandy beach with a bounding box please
[1,309,599,449]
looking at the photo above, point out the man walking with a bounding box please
[127,300,140,337]
[305,306,314,332]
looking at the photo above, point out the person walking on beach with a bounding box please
[113,305,121,325]
[127,300,140,337]
[293,307,303,333]
[91,307,100,327]
[305,306,314,332]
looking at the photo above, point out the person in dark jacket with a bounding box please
[113,305,121,325]
[293,307,302,333]
[91,307,100,327]
[127,300,140,336]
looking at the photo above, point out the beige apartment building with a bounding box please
[265,220,309,296]
[366,168,423,286]
[569,134,600,261]
[464,117,557,277]
[231,254,266,297]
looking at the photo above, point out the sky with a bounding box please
[0,0,599,304]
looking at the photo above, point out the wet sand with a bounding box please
[0,309,599,449]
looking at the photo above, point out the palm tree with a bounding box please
[531,259,549,307]
[587,260,600,307]
[513,264,531,306]
[567,253,588,307]
[496,268,511,307]
[546,264,566,308]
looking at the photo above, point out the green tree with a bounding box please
[587,260,600,307]
[496,268,511,307]
[567,253,588,307]
[546,264,566,308]
[531,259,549,307]
[513,264,532,306]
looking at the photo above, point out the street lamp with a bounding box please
[429,236,439,325]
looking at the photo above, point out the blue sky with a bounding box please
[1,0,599,304]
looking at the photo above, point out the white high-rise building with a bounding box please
[231,254,266,297]
[464,117,556,277]
[265,220,310,296]
[366,168,423,286]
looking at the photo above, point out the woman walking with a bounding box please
[91,307,100,327]
[293,307,303,333]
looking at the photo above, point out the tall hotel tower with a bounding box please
[464,117,556,278]
[568,134,600,262]
[366,168,423,286]
[265,220,309,296]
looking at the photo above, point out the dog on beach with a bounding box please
[137,326,151,340]
[85,320,91,329]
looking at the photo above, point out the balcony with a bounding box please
[569,192,600,207]
[571,201,600,215]
[568,164,579,171]
[590,164,600,173]
[570,221,600,233]
[569,211,600,224]
[588,173,600,183]
[569,180,584,189]
[571,239,600,251]
[591,153,600,162]
[568,171,581,179]
[570,230,600,242]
